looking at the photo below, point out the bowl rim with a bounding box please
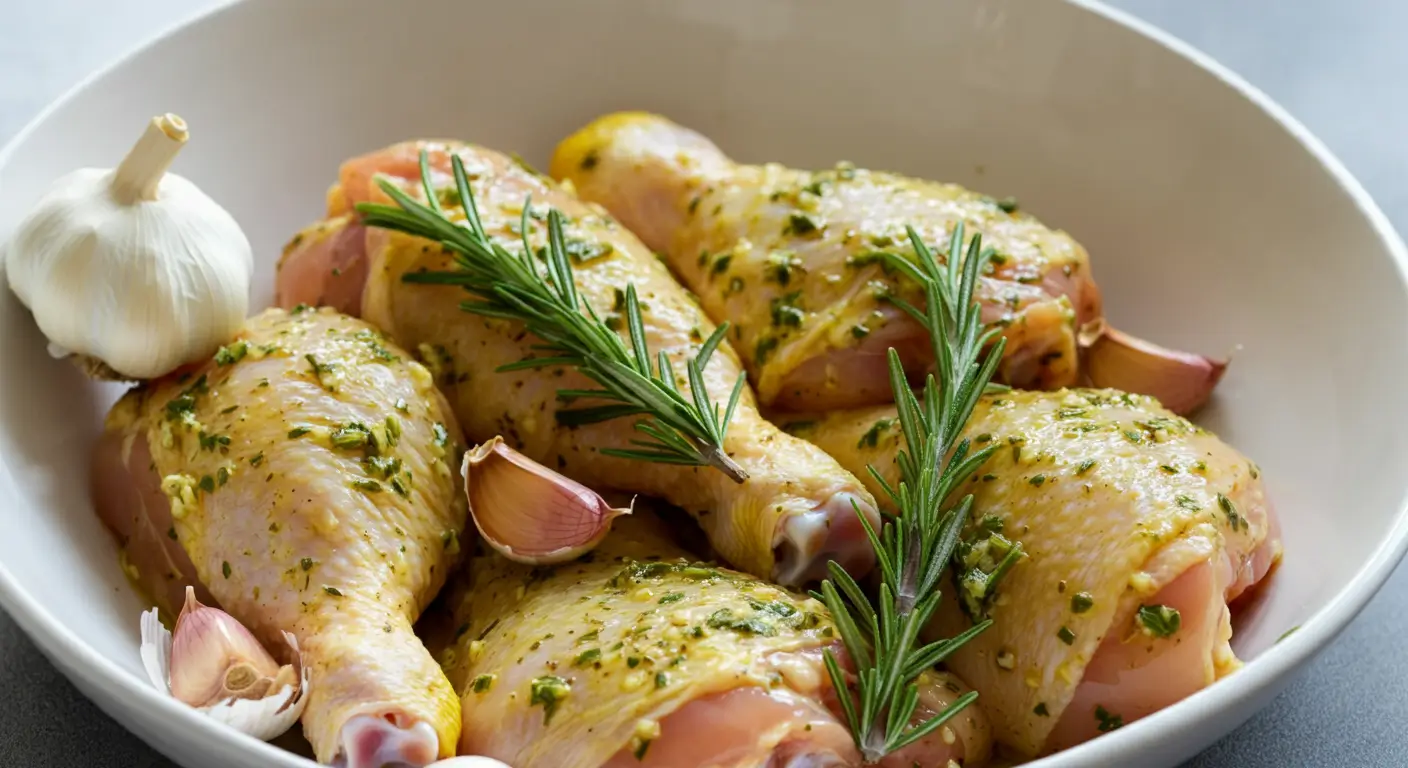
[0,1,1405,766]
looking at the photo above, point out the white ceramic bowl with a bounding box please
[1,1,1405,766]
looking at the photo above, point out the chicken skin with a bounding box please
[275,140,879,587]
[92,307,467,766]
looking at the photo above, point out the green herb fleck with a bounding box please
[658,592,685,605]
[784,213,821,236]
[214,341,248,366]
[705,608,776,636]
[198,431,231,452]
[1218,493,1246,532]
[1095,705,1123,732]
[769,291,805,328]
[1136,604,1181,638]
[324,586,343,597]
[858,418,896,449]
[574,648,601,667]
[1057,626,1076,645]
[471,674,496,693]
[1175,494,1201,512]
[563,238,613,264]
[755,336,779,365]
[221,561,231,579]
[331,423,370,449]
[530,676,570,725]
[1071,592,1094,613]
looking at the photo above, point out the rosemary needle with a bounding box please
[355,150,748,483]
[814,223,1019,761]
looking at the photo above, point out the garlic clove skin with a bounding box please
[464,436,630,565]
[139,587,309,742]
[4,114,252,380]
[1080,322,1228,416]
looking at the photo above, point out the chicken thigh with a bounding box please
[92,307,467,765]
[551,112,1100,411]
[783,389,1281,756]
[438,511,992,768]
[275,140,879,587]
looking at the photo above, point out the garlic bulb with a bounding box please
[4,113,252,380]
[140,587,308,741]
[1080,321,1228,416]
[464,436,630,564]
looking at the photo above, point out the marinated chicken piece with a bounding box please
[550,112,1102,411]
[782,389,1281,756]
[91,307,467,765]
[437,511,991,768]
[275,141,879,587]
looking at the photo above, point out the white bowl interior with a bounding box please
[1,1,1406,766]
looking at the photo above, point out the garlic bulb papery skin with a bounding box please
[464,436,631,565]
[4,113,252,380]
[140,587,309,741]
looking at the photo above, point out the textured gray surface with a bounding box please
[1,0,1405,765]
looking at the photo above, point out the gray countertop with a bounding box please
[2,0,1405,765]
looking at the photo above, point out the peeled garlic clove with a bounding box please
[140,587,309,742]
[1081,324,1228,415]
[426,758,514,767]
[464,436,630,564]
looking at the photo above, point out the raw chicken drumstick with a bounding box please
[437,510,993,768]
[551,112,1223,414]
[92,307,467,766]
[276,140,879,586]
[782,389,1281,756]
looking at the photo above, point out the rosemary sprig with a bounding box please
[355,151,748,482]
[814,223,1018,761]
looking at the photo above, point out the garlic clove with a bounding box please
[140,587,309,741]
[170,586,283,707]
[426,758,514,767]
[1080,323,1228,416]
[463,436,630,565]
